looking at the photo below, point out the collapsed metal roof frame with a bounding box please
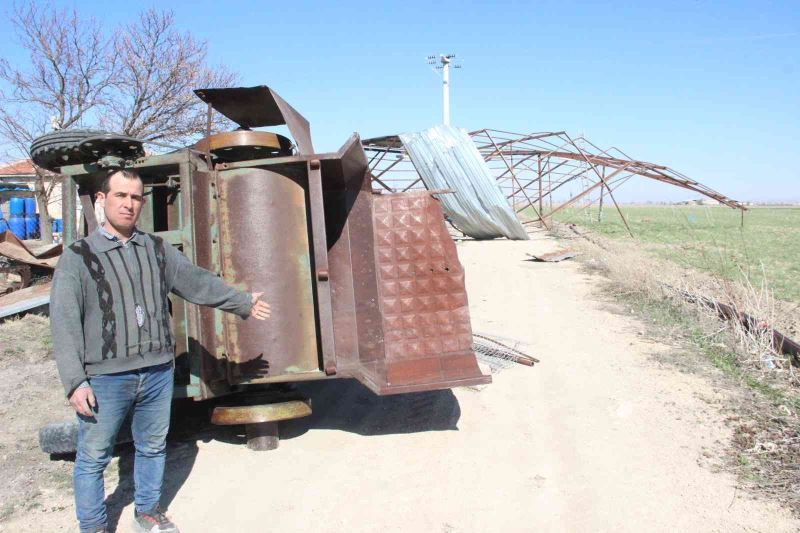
[362,129,746,237]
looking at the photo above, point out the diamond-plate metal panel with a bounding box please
[373,192,475,367]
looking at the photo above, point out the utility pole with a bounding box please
[427,54,461,125]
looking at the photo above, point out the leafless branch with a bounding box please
[0,2,115,242]
[100,9,237,146]
[0,1,115,159]
[0,3,240,242]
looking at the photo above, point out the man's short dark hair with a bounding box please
[100,169,142,194]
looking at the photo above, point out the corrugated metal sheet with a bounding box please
[399,125,528,240]
[0,283,51,319]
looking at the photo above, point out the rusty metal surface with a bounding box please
[183,169,227,391]
[216,167,320,384]
[525,250,577,262]
[245,422,280,451]
[194,86,314,154]
[194,86,286,128]
[354,191,490,394]
[324,186,359,370]
[0,263,31,295]
[314,135,489,394]
[306,159,337,375]
[321,136,386,376]
[190,132,490,395]
[673,286,800,367]
[318,135,380,377]
[193,130,292,162]
[271,90,314,155]
[0,231,62,268]
[210,400,312,425]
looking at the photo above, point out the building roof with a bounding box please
[0,159,36,176]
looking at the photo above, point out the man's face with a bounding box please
[96,172,145,233]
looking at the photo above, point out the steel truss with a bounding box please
[362,129,745,237]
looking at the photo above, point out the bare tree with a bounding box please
[0,3,238,243]
[0,3,114,147]
[0,2,115,242]
[102,9,237,145]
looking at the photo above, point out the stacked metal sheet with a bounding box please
[399,125,529,240]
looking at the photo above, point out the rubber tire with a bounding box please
[29,129,108,171]
[38,419,134,455]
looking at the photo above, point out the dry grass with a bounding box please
[561,223,798,382]
[0,314,74,523]
[0,314,53,366]
[553,223,800,515]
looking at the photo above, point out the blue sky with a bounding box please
[1,1,798,202]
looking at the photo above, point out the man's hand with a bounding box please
[69,386,96,417]
[250,292,271,321]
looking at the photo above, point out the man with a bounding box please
[51,169,270,533]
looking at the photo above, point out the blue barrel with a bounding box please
[8,215,26,238]
[9,197,25,216]
[24,197,36,215]
[25,214,39,239]
[56,218,63,232]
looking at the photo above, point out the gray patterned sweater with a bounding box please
[50,228,252,396]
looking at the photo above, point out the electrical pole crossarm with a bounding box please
[427,53,461,126]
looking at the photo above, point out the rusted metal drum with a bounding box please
[194,131,293,162]
[216,168,320,383]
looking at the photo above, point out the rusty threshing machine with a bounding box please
[35,86,490,450]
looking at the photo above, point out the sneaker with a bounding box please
[133,505,179,533]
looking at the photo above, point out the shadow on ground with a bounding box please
[282,378,461,439]
[93,379,460,530]
[103,440,198,531]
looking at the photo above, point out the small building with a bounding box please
[0,159,62,221]
[674,198,720,206]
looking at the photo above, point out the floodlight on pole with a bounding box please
[427,53,461,126]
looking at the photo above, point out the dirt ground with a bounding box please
[2,233,798,532]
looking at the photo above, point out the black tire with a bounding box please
[29,129,108,171]
[38,419,134,455]
[38,420,79,455]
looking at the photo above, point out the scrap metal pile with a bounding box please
[0,232,60,318]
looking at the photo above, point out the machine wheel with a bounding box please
[29,129,108,171]
[193,130,293,163]
[78,134,145,168]
[38,419,134,455]
[210,399,312,452]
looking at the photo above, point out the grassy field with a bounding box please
[551,205,800,305]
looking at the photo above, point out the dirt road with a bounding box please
[5,234,798,532]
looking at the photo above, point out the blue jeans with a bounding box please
[73,361,174,532]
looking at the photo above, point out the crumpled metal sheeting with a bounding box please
[399,125,528,240]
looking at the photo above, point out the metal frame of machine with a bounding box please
[54,87,489,420]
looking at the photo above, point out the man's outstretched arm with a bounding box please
[165,244,270,320]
